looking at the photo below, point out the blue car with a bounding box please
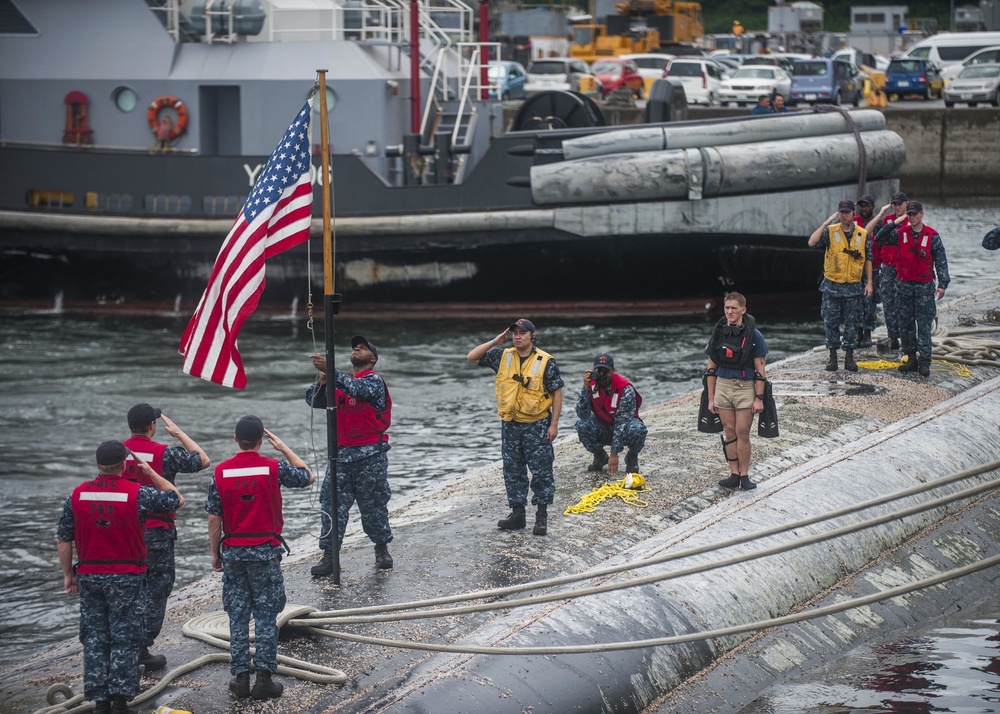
[884,58,944,100]
[488,61,527,100]
[789,58,863,106]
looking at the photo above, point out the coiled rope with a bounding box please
[563,476,649,514]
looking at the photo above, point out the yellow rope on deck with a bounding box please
[564,474,649,515]
[855,357,973,377]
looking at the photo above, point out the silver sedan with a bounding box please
[943,63,1000,107]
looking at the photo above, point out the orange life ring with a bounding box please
[147,96,188,141]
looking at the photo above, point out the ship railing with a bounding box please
[266,0,403,43]
[147,0,182,43]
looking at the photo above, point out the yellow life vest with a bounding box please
[495,347,554,423]
[823,222,867,283]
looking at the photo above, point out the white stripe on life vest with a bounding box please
[611,392,620,409]
[79,492,129,502]
[126,452,154,462]
[222,466,270,478]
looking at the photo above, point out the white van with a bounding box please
[904,32,1000,67]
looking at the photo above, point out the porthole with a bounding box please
[311,87,336,114]
[113,87,138,113]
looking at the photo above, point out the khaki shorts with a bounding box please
[714,377,756,411]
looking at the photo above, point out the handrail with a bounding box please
[420,51,447,139]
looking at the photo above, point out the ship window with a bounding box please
[113,87,139,113]
[26,189,73,209]
[203,195,245,215]
[144,194,192,214]
[86,192,134,213]
[310,88,336,115]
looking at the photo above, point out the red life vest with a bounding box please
[895,223,936,283]
[71,476,146,575]
[588,373,642,425]
[337,369,392,447]
[214,452,284,549]
[876,214,905,267]
[123,436,174,530]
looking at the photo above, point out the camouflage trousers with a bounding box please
[861,272,879,332]
[318,452,392,551]
[574,416,647,456]
[78,573,145,702]
[501,419,555,507]
[880,265,901,340]
[896,280,937,366]
[222,558,286,675]
[143,542,175,649]
[821,292,863,350]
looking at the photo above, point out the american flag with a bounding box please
[179,101,314,389]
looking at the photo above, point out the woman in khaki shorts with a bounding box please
[704,292,769,491]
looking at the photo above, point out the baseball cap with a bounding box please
[509,318,536,333]
[856,194,875,205]
[906,200,923,214]
[838,200,855,212]
[127,403,161,431]
[891,191,908,205]
[96,440,128,466]
[592,353,615,371]
[351,335,378,363]
[234,415,265,442]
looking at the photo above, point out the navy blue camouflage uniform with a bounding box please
[574,384,647,460]
[306,372,392,551]
[479,347,565,508]
[205,462,311,676]
[57,486,179,703]
[816,229,873,350]
[875,221,951,369]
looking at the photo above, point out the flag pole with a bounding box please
[318,69,341,585]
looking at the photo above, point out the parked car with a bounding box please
[742,54,795,74]
[712,55,743,77]
[524,58,596,96]
[619,53,675,96]
[884,57,945,100]
[719,65,791,106]
[590,58,645,98]
[904,31,1000,69]
[487,60,527,100]
[662,56,724,105]
[832,48,890,72]
[789,58,863,106]
[942,63,1000,107]
[942,45,1000,82]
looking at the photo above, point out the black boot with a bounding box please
[844,349,858,372]
[739,475,757,491]
[139,647,166,672]
[859,329,873,348]
[825,349,838,371]
[93,701,111,714]
[229,671,251,699]
[374,543,393,569]
[587,450,609,472]
[918,361,931,377]
[533,505,548,536]
[898,353,918,373]
[625,450,639,474]
[251,670,284,700]
[890,338,900,350]
[109,696,132,714]
[718,473,741,489]
[498,505,526,530]
[310,549,334,576]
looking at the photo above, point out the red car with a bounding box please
[590,58,645,98]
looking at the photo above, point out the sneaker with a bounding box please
[739,475,757,491]
[718,473,741,489]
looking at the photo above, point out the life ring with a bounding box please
[147,96,188,141]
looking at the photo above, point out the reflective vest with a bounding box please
[876,214,904,266]
[337,370,392,447]
[823,222,867,283]
[708,313,758,374]
[588,373,642,425]
[495,347,554,423]
[123,436,174,530]
[214,452,284,550]
[895,223,936,284]
[71,476,146,575]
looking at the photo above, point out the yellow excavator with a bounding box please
[570,0,703,64]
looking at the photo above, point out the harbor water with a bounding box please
[0,197,997,712]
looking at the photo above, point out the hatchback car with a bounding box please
[524,58,596,96]
[942,63,1000,106]
[590,58,645,98]
[884,58,945,100]
[487,60,527,100]
[719,66,791,106]
[662,57,724,105]
[789,58,863,106]
[941,45,1000,82]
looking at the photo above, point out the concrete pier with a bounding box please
[5,288,1000,714]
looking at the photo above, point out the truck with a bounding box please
[570,0,703,63]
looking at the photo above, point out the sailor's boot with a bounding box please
[625,449,639,474]
[898,353,919,373]
[587,450,609,472]
[825,349,838,371]
[498,505,526,530]
[251,670,284,700]
[92,702,110,714]
[310,549,334,577]
[108,696,133,714]
[532,505,548,536]
[890,338,900,351]
[139,647,166,672]
[918,361,931,377]
[859,329,873,348]
[229,672,251,699]
[374,543,393,569]
[844,349,858,372]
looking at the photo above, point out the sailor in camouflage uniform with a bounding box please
[57,440,182,714]
[855,195,878,347]
[467,319,564,537]
[809,200,873,372]
[575,353,647,476]
[206,416,313,701]
[306,335,394,575]
[866,192,910,351]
